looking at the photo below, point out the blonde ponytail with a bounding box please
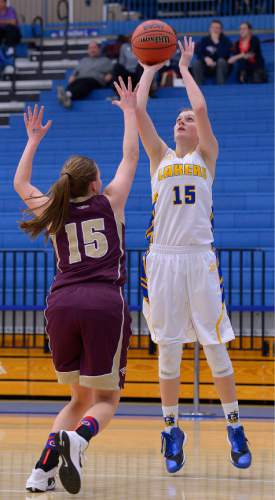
[20,155,98,239]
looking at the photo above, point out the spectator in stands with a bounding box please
[102,34,127,60]
[112,35,143,92]
[192,19,232,85]
[57,41,113,108]
[0,0,21,51]
[158,46,181,87]
[228,22,268,83]
[109,35,157,99]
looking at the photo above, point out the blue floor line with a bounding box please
[0,410,273,420]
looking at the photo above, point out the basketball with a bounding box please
[131,20,177,65]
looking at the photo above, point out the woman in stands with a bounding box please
[14,77,139,495]
[228,22,268,83]
[137,37,252,472]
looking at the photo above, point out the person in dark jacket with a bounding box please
[192,19,232,85]
[112,35,143,90]
[228,22,268,83]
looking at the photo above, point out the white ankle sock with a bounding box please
[162,405,179,433]
[222,401,241,428]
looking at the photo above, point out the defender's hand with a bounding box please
[112,76,139,112]
[24,105,52,144]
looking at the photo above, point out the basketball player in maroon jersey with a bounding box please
[14,77,139,495]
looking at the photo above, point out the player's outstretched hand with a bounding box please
[178,36,195,69]
[138,61,167,73]
[24,104,52,144]
[112,76,139,112]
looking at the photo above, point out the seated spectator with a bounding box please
[158,46,181,87]
[0,0,21,51]
[228,22,268,83]
[112,35,143,91]
[109,36,157,99]
[192,20,232,85]
[103,34,127,60]
[57,41,113,108]
[0,44,14,76]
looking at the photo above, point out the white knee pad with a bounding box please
[158,343,183,379]
[203,344,233,378]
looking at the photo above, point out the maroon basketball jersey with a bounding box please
[50,194,126,290]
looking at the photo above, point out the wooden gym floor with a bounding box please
[0,405,274,500]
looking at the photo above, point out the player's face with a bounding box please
[174,111,198,142]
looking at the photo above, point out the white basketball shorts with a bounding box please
[142,244,235,345]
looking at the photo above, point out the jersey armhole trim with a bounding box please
[103,194,125,226]
[150,146,171,181]
[194,147,215,183]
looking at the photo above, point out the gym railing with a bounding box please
[31,16,45,76]
[2,43,17,100]
[104,0,274,19]
[0,248,272,354]
[57,0,69,56]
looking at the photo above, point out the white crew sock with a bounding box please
[162,405,179,433]
[222,401,241,428]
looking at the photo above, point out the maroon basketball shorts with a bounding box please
[45,282,132,390]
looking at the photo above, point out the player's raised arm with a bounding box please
[179,37,218,178]
[136,63,168,176]
[13,104,52,215]
[104,77,139,221]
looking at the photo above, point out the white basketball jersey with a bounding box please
[148,148,214,246]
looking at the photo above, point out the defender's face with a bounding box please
[94,170,102,194]
[174,111,198,142]
[88,169,102,195]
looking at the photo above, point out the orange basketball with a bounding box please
[131,20,177,65]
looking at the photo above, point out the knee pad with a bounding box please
[158,343,183,379]
[203,344,233,378]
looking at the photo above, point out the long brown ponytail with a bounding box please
[20,155,98,239]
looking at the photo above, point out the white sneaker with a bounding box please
[26,467,57,492]
[57,85,65,100]
[5,46,14,56]
[57,86,72,108]
[56,430,88,494]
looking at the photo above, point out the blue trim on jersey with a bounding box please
[211,208,225,304]
[145,193,158,245]
[141,194,158,302]
[140,250,149,302]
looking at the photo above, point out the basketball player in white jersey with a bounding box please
[136,37,251,472]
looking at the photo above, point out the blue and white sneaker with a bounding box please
[161,427,187,473]
[227,425,252,469]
